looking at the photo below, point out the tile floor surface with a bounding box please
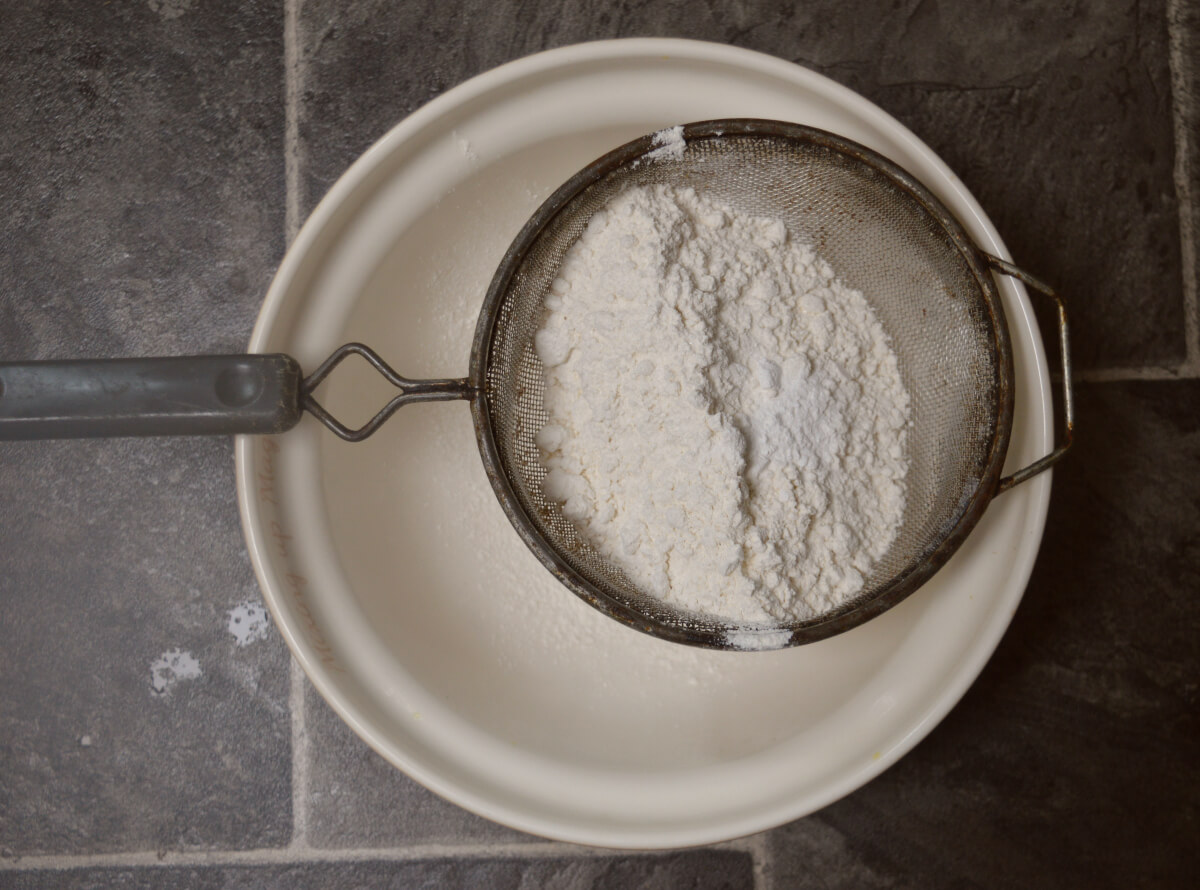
[1,1,1197,887]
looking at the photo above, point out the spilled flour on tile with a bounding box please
[149,649,201,696]
[226,601,271,646]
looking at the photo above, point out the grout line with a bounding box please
[1167,0,1200,371]
[0,842,676,872]
[284,0,302,245]
[282,0,308,852]
[747,832,772,890]
[288,657,310,849]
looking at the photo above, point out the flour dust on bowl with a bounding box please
[231,39,1065,847]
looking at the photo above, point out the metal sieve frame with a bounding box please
[457,120,1071,650]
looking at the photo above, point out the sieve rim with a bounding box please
[469,120,1015,649]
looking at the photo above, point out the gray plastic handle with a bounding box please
[0,354,303,439]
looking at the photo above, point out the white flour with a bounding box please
[226,600,271,646]
[149,648,201,696]
[535,184,910,623]
[643,125,686,162]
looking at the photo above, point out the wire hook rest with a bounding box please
[983,255,1074,494]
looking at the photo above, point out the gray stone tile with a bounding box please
[0,440,292,856]
[0,852,755,889]
[0,0,285,361]
[305,682,534,846]
[764,381,1200,889]
[297,0,1182,369]
[744,0,1184,370]
[0,0,290,856]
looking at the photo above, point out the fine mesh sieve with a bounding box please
[465,120,1071,649]
[0,119,1070,650]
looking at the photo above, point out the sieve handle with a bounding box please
[0,345,472,442]
[0,354,303,439]
[985,255,1074,494]
[300,343,474,442]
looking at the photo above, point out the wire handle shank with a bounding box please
[300,343,473,442]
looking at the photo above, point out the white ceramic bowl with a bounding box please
[236,38,1053,848]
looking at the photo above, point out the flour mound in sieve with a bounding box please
[533,184,911,624]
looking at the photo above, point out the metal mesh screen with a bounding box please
[480,124,1007,646]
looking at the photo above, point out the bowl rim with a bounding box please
[235,37,1053,848]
